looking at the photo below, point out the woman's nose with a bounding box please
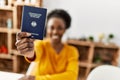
[53,29,58,34]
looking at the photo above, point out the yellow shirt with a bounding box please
[26,39,79,80]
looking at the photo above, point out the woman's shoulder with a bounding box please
[34,39,49,46]
[34,40,44,45]
[64,43,77,49]
[64,43,79,58]
[64,43,78,52]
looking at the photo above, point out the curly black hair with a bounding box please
[47,9,71,29]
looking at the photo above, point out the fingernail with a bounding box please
[26,33,31,36]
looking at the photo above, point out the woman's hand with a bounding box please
[18,75,35,80]
[15,32,35,58]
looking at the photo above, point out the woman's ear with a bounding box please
[63,28,67,34]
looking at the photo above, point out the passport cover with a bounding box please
[21,5,47,40]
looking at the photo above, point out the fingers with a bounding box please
[18,75,35,80]
[15,38,34,47]
[15,38,34,54]
[15,32,35,58]
[17,42,34,51]
[16,32,31,40]
[19,48,34,54]
[18,75,25,80]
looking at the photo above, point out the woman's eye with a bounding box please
[58,26,64,30]
[50,26,54,30]
[48,25,65,31]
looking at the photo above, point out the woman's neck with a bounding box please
[50,40,64,54]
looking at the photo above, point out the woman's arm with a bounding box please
[21,54,79,80]
[35,47,79,80]
[25,40,44,62]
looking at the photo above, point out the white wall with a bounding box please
[43,0,120,45]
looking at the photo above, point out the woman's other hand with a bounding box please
[18,75,35,80]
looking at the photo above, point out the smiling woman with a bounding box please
[16,9,79,80]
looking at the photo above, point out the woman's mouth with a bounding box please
[52,35,59,39]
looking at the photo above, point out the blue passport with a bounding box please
[21,6,47,40]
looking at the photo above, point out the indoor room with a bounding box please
[0,0,120,80]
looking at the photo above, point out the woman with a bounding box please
[16,9,79,80]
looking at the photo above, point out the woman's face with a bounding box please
[46,17,66,43]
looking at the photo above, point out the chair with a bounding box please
[87,65,120,80]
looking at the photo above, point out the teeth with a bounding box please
[52,36,59,39]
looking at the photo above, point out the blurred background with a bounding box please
[0,0,120,80]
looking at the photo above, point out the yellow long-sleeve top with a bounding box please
[26,39,79,80]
